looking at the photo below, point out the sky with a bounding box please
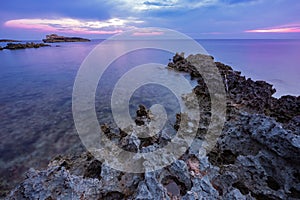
[0,0,300,40]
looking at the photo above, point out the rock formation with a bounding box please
[42,34,91,43]
[2,42,50,50]
[0,39,21,42]
[5,53,300,199]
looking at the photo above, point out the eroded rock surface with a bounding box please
[6,53,300,199]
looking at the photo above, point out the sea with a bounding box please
[0,39,299,192]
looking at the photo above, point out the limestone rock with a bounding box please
[5,53,300,199]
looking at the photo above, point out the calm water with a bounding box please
[199,39,300,97]
[0,39,299,191]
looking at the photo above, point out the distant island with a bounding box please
[0,34,91,50]
[0,42,50,50]
[42,34,91,43]
[0,39,21,42]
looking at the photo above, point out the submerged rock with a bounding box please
[135,104,151,126]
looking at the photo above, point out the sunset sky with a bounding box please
[1,0,300,39]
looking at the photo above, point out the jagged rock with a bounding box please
[285,115,300,135]
[101,124,110,135]
[182,176,219,200]
[3,42,50,50]
[168,54,300,125]
[168,53,214,78]
[136,105,148,117]
[174,113,181,131]
[135,181,154,199]
[6,167,102,199]
[119,128,128,138]
[119,134,140,152]
[43,34,90,43]
[100,164,142,197]
[168,160,192,190]
[269,95,300,124]
[248,115,300,162]
[223,188,253,200]
[173,52,185,63]
[217,112,300,163]
[83,160,102,179]
[100,124,120,140]
[135,104,150,126]
[5,53,300,199]
[208,112,300,199]
[142,172,170,199]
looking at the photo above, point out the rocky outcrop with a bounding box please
[3,42,50,50]
[7,111,299,199]
[6,53,300,199]
[208,110,300,199]
[0,39,21,42]
[168,53,300,125]
[42,34,91,43]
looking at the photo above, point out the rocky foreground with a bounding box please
[42,34,91,43]
[5,54,300,199]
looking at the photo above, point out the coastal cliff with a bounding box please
[42,34,91,43]
[5,54,300,199]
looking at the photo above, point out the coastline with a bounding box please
[0,42,50,50]
[0,39,21,43]
[0,34,91,50]
[3,53,299,199]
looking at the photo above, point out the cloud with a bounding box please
[1,0,299,39]
[0,0,111,20]
[132,30,165,36]
[246,23,300,33]
[4,17,144,34]
[221,0,259,5]
[106,0,260,12]
[107,0,218,12]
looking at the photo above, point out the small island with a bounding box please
[42,34,91,43]
[1,42,50,50]
[0,39,21,42]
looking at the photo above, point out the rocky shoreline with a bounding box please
[4,53,300,199]
[0,42,51,50]
[0,34,91,50]
[0,39,21,43]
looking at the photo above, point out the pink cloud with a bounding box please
[63,29,123,35]
[246,24,300,33]
[4,18,139,35]
[5,20,57,32]
[132,31,164,36]
[199,32,225,35]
